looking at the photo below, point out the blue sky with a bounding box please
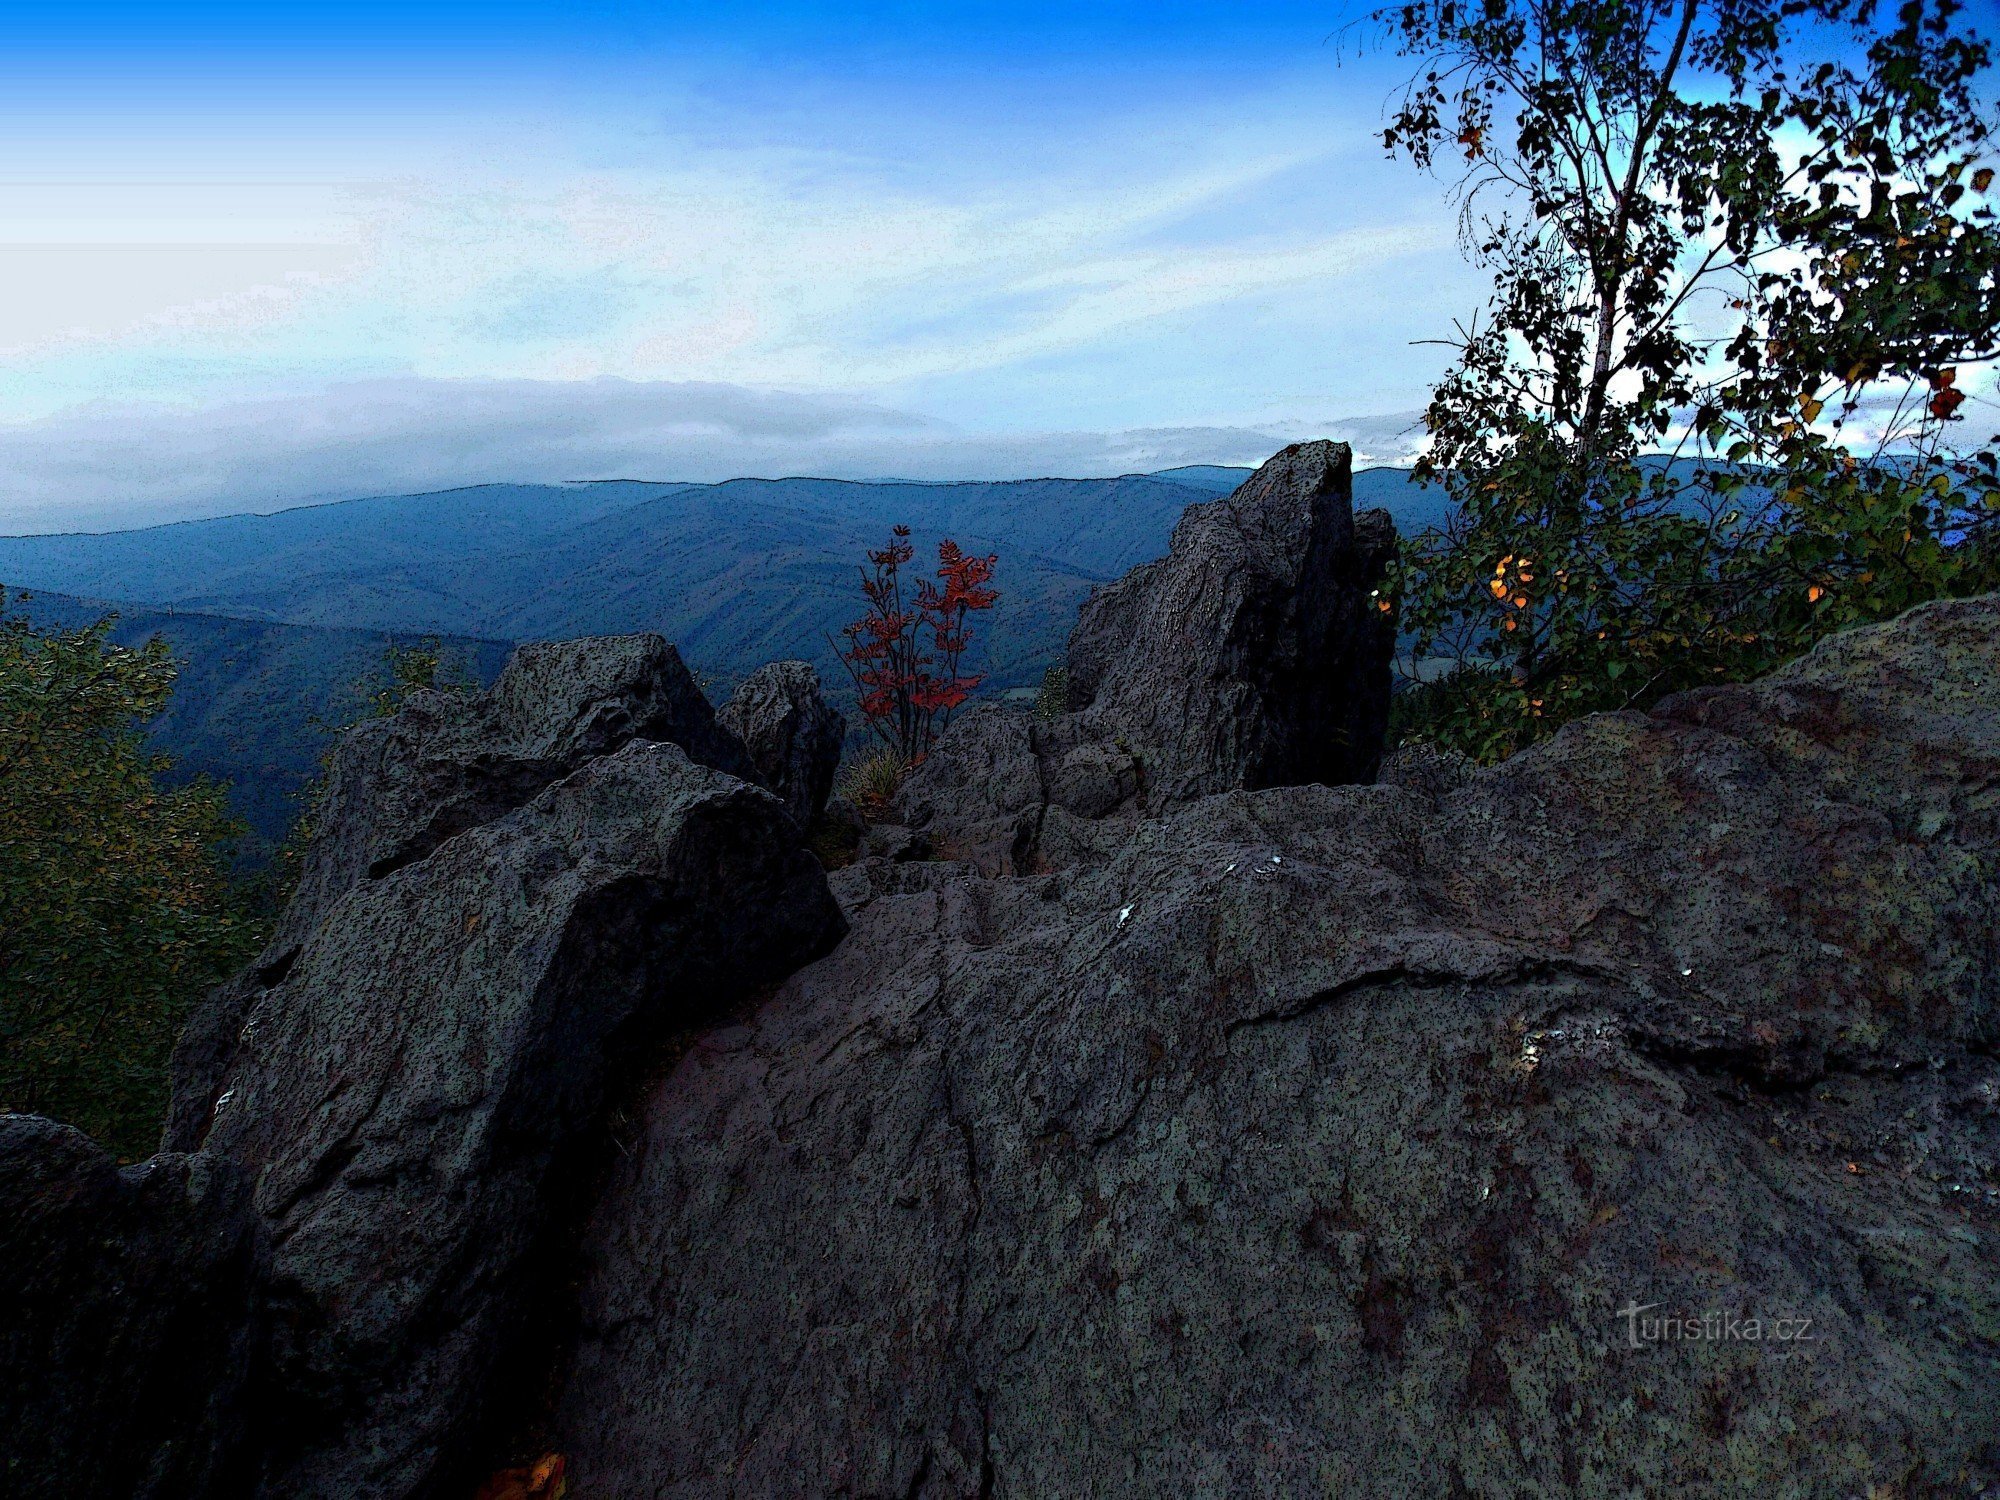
[0,1,1491,529]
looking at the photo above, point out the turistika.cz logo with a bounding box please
[1620,1300,1817,1349]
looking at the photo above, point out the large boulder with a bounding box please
[553,593,2000,1497]
[888,442,1395,872]
[1066,438,1396,800]
[193,741,844,1498]
[0,1116,265,1499]
[717,661,845,829]
[166,633,754,1153]
[276,632,752,949]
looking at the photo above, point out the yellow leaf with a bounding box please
[1807,585,1825,603]
[1976,167,1995,192]
[1799,395,1824,423]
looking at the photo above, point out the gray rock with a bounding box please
[1066,439,1396,801]
[198,741,844,1499]
[717,660,845,829]
[889,707,1144,876]
[888,442,1395,873]
[282,632,753,947]
[860,821,932,864]
[554,593,2000,1497]
[0,1115,264,1499]
[166,632,752,1153]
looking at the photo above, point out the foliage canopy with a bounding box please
[0,591,260,1156]
[1378,0,2000,760]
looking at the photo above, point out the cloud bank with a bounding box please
[0,378,1427,534]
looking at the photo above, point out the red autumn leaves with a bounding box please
[1928,366,1966,421]
[473,1453,566,1500]
[832,526,998,765]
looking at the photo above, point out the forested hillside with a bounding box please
[0,466,1443,849]
[9,591,509,851]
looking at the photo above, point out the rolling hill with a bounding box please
[1,464,1446,851]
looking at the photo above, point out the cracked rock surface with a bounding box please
[201,742,845,1499]
[165,633,757,1154]
[558,593,2000,1497]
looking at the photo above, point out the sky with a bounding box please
[0,2,1494,531]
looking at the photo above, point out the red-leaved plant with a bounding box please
[831,526,998,765]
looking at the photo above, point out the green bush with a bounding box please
[1033,664,1071,720]
[0,592,263,1157]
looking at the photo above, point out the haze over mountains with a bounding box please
[2,464,1446,849]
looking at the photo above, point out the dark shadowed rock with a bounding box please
[0,1116,264,1500]
[555,594,2000,1497]
[717,660,845,829]
[1066,439,1396,800]
[889,442,1396,871]
[166,633,753,1153]
[189,741,842,1499]
[278,633,753,947]
[888,706,1144,876]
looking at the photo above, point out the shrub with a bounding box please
[838,745,908,818]
[831,526,998,764]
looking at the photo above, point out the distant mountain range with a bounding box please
[1,464,1446,850]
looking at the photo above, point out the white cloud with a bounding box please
[0,376,1425,534]
[0,73,1464,393]
[0,56,1477,526]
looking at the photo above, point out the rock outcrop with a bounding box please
[0,1117,265,1499]
[1065,438,1397,798]
[887,441,1396,874]
[718,660,845,829]
[165,633,756,1153]
[201,741,844,1498]
[555,592,2000,1497]
[12,442,2000,1500]
[884,706,1146,874]
[278,632,753,950]
[9,632,845,1499]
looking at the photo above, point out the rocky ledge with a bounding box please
[4,443,1997,1498]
